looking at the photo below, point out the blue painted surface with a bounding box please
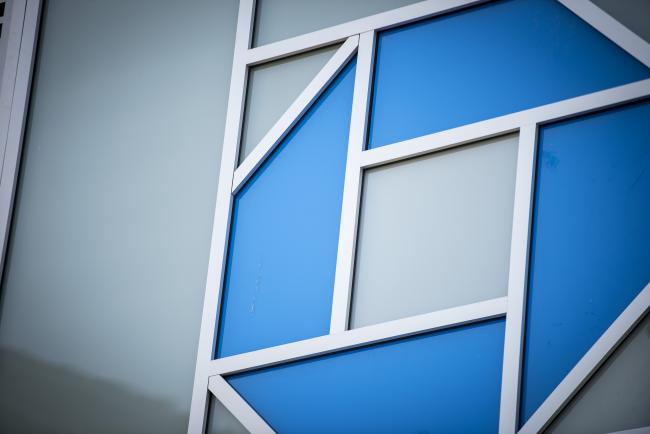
[520,100,650,424]
[216,60,356,358]
[228,320,505,433]
[368,0,650,149]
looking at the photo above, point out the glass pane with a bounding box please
[206,395,249,434]
[0,0,12,87]
[368,0,650,149]
[591,0,650,43]
[252,0,421,47]
[545,314,650,434]
[0,1,238,433]
[521,100,650,425]
[350,134,518,329]
[240,44,339,163]
[227,319,505,433]
[216,60,356,358]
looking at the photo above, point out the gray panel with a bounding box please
[253,0,422,46]
[0,0,238,433]
[350,135,518,328]
[239,44,338,162]
[205,396,249,434]
[591,0,650,43]
[545,314,650,434]
[0,0,12,90]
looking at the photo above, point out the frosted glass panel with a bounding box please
[253,0,421,46]
[350,135,518,328]
[206,396,249,434]
[592,0,650,43]
[545,314,650,434]
[240,44,339,162]
[0,1,238,433]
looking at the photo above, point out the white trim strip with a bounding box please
[209,296,506,376]
[559,0,650,68]
[208,376,275,434]
[519,282,650,434]
[0,0,41,283]
[187,1,255,433]
[360,78,650,168]
[498,124,538,434]
[245,0,486,65]
[232,36,359,193]
[329,31,375,334]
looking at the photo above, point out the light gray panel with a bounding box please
[545,313,650,434]
[239,44,338,162]
[253,0,422,46]
[350,135,518,328]
[0,0,12,89]
[591,0,650,43]
[206,396,249,434]
[0,0,238,433]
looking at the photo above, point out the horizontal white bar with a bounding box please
[232,35,359,193]
[207,296,507,376]
[245,0,486,65]
[519,282,650,434]
[361,79,650,168]
[208,375,275,434]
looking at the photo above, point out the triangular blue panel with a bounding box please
[368,0,650,149]
[216,60,356,358]
[520,99,650,424]
[227,320,505,433]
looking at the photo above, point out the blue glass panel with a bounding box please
[368,0,650,149]
[520,99,650,424]
[228,319,505,433]
[216,60,356,358]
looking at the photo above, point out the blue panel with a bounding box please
[216,60,356,358]
[228,320,505,433]
[520,100,650,424]
[368,0,650,149]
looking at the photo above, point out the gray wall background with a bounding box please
[0,0,238,432]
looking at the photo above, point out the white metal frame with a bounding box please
[0,0,41,283]
[189,0,650,433]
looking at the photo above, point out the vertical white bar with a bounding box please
[187,1,255,433]
[329,30,376,334]
[498,124,538,434]
[0,0,41,281]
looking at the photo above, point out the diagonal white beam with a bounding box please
[208,296,507,376]
[360,78,650,169]
[208,375,275,434]
[232,36,358,194]
[559,0,650,68]
[519,282,650,434]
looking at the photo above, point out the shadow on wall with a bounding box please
[0,348,187,434]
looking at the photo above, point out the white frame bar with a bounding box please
[187,0,256,432]
[209,297,506,376]
[360,78,650,168]
[519,283,650,434]
[0,0,41,283]
[559,0,650,68]
[245,0,487,65]
[498,124,538,434]
[232,35,358,193]
[329,30,375,334]
[207,375,275,434]
[190,1,650,432]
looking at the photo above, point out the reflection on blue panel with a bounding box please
[368,0,650,149]
[216,60,356,358]
[228,320,505,433]
[520,100,650,424]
